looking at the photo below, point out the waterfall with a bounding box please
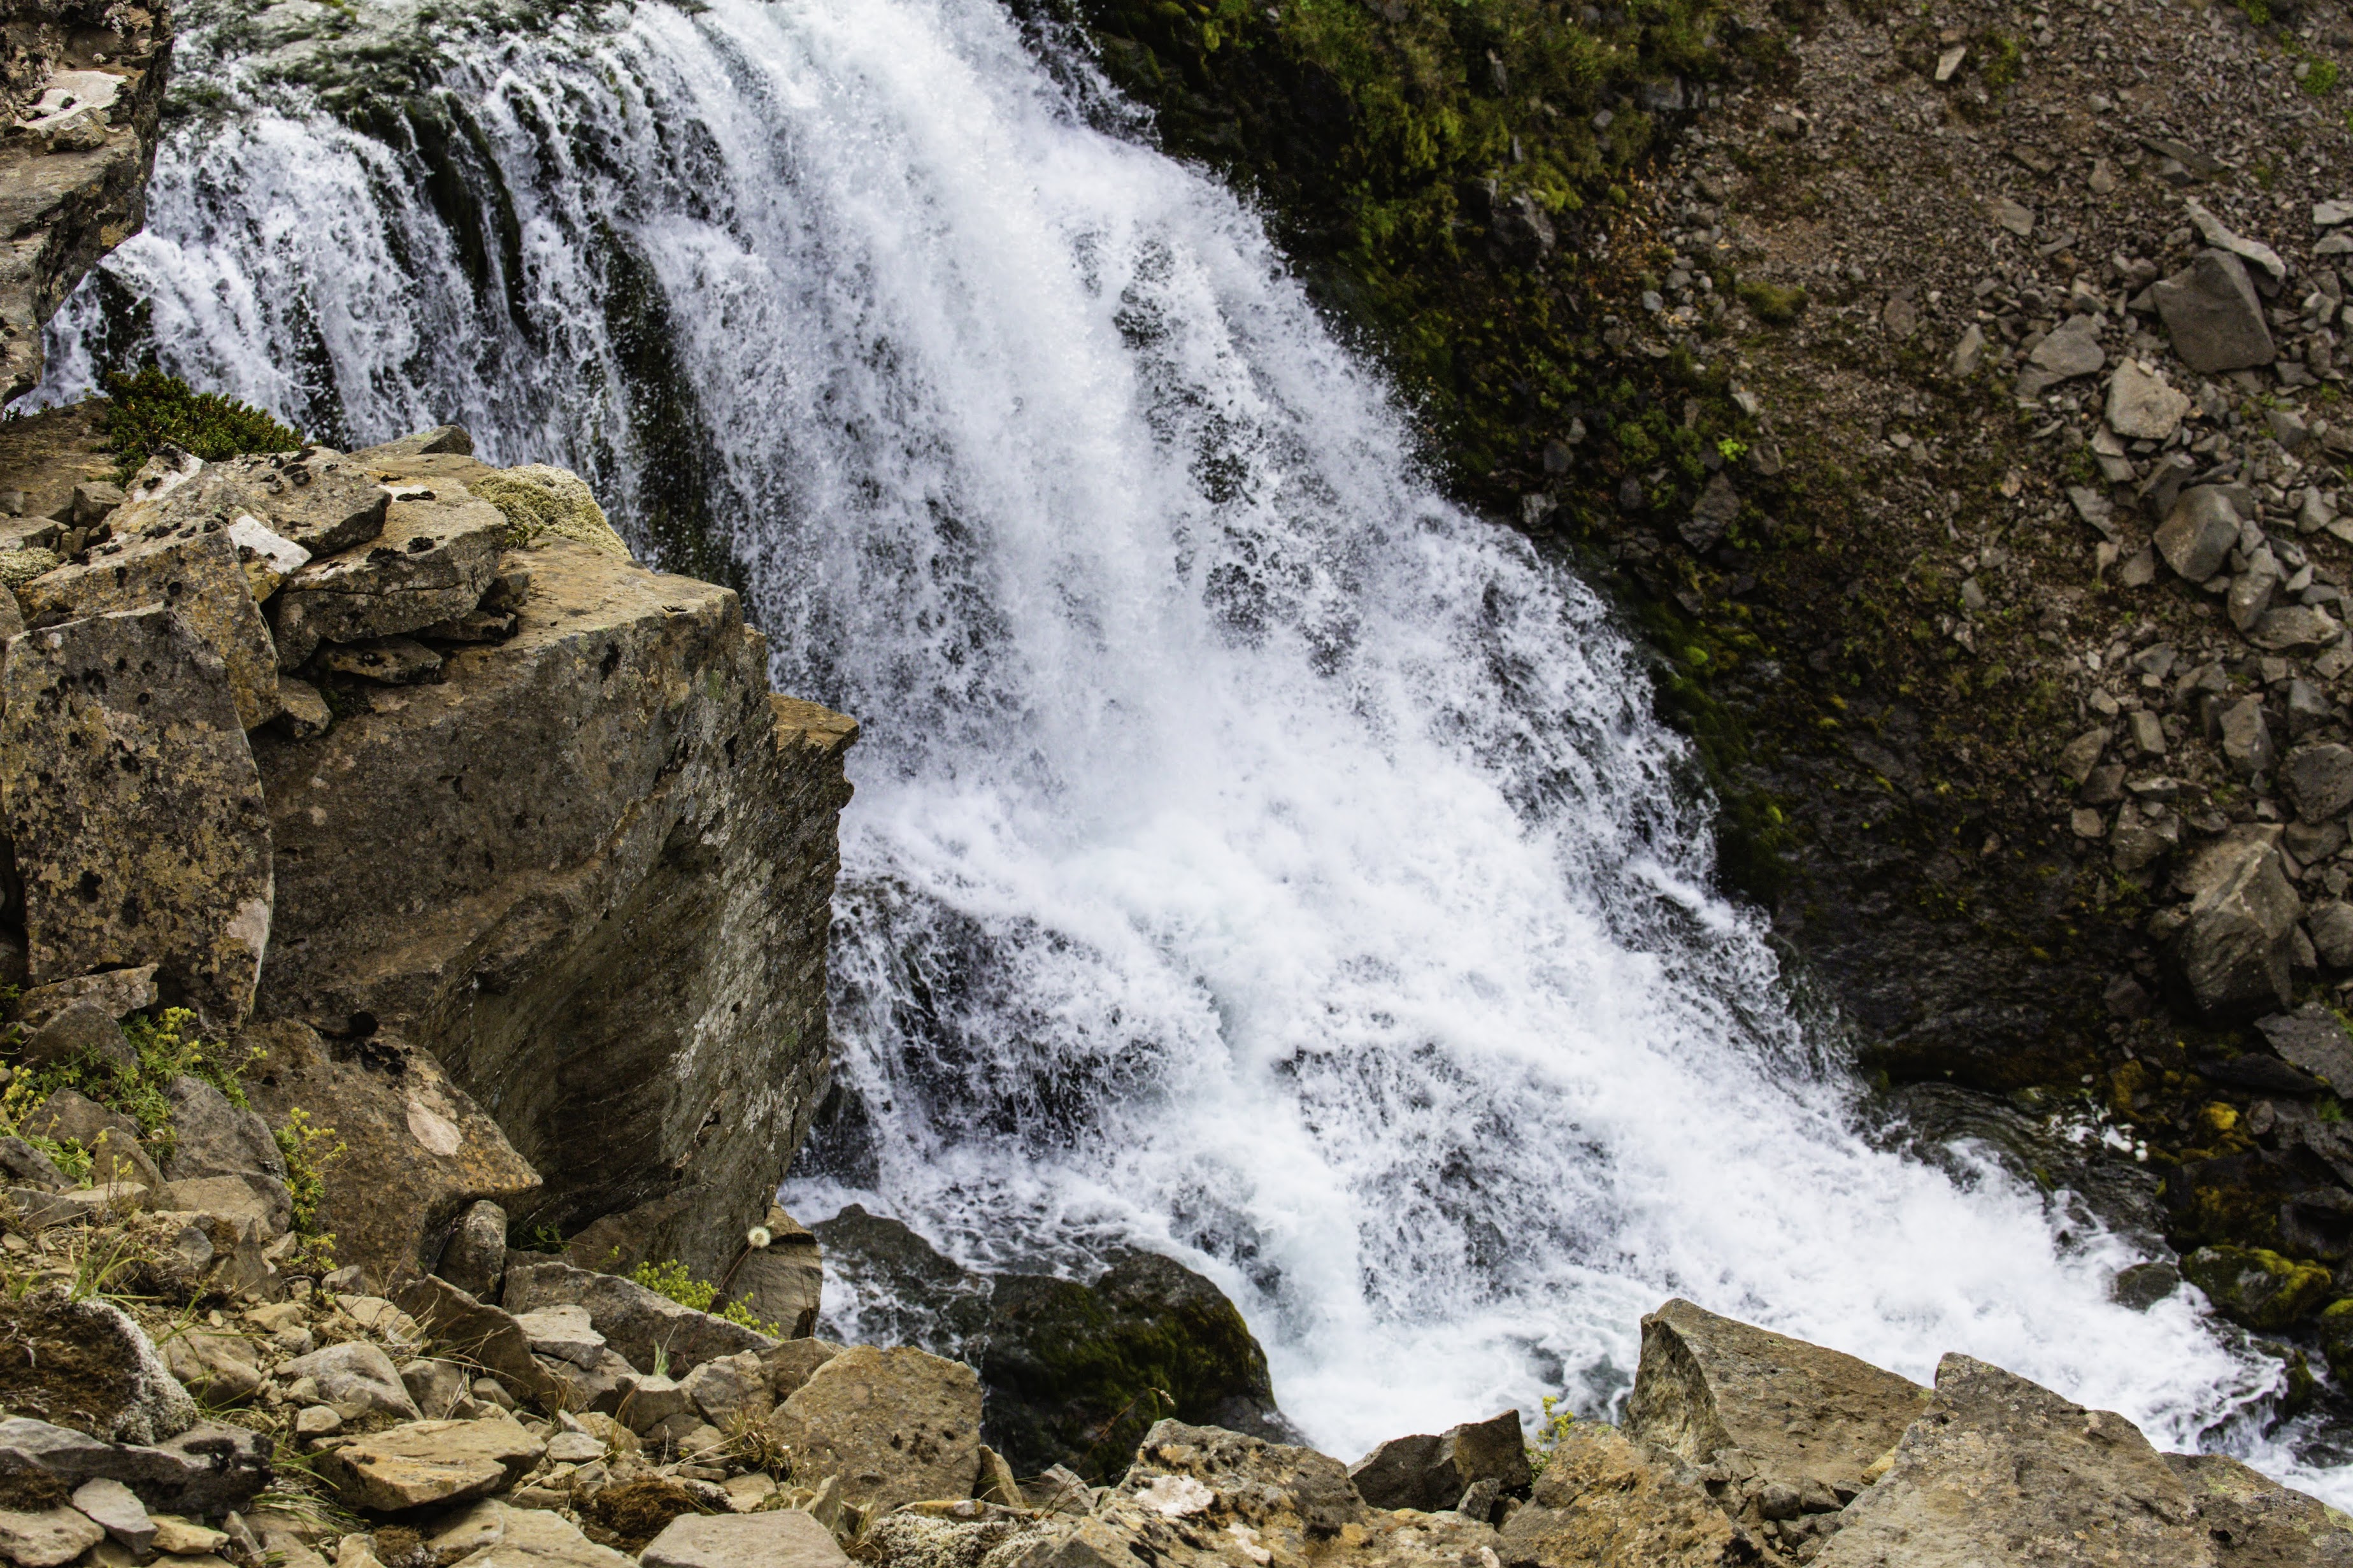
[36,0,2338,1494]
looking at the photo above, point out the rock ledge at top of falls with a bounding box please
[0,0,169,402]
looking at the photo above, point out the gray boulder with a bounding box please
[276,1341,420,1421]
[2256,1006,2353,1095]
[0,1417,271,1516]
[435,1199,510,1302]
[17,522,280,729]
[2217,695,2275,778]
[1350,1411,1532,1513]
[2253,604,2345,654]
[21,1002,135,1075]
[641,1511,852,1568]
[2312,900,2353,970]
[145,451,389,557]
[1498,1421,1753,1567]
[1624,1298,1929,1499]
[2152,249,2277,372]
[161,1075,285,1185]
[2173,828,2301,1016]
[2285,743,2353,825]
[2154,487,2242,582]
[1815,1355,2210,1567]
[0,607,273,1027]
[0,1139,66,1192]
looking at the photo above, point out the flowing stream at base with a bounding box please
[31,0,2344,1495]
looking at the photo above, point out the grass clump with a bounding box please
[1735,278,1808,324]
[101,366,300,478]
[1524,1392,1579,1478]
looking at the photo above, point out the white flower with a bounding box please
[746,1226,773,1250]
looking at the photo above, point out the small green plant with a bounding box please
[101,366,300,479]
[631,1258,718,1312]
[1980,32,2024,90]
[273,1107,345,1237]
[2304,58,2341,97]
[1525,1393,1579,1478]
[2323,1098,2347,1123]
[630,1257,791,1338]
[1,1006,258,1166]
[527,1223,568,1253]
[1717,437,1749,461]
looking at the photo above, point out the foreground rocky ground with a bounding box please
[0,1246,2335,1568]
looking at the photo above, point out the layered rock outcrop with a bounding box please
[0,417,857,1288]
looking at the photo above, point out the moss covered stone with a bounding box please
[470,465,633,559]
[981,1249,1285,1480]
[2179,1244,2332,1332]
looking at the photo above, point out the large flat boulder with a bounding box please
[18,520,280,729]
[640,1510,850,1568]
[268,487,505,669]
[251,538,854,1276]
[1815,1355,2212,1567]
[243,1020,539,1288]
[1,606,273,1024]
[0,1416,271,1516]
[313,1412,544,1512]
[765,1344,982,1512]
[1624,1299,1929,1499]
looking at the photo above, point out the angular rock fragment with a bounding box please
[17,523,280,729]
[766,1344,982,1512]
[276,1342,420,1422]
[640,1511,851,1568]
[2171,827,2300,1016]
[0,1505,103,1567]
[2152,250,2277,373]
[319,636,441,685]
[21,1002,134,1074]
[10,970,157,1033]
[159,1330,262,1406]
[468,466,633,559]
[1815,1355,2210,1567]
[2255,1005,2353,1095]
[2154,487,2242,583]
[1351,1412,1531,1513]
[0,607,273,1025]
[436,1200,509,1302]
[313,1413,545,1513]
[2106,359,2192,440]
[1624,1298,1929,1497]
[0,1417,268,1517]
[2284,743,2353,823]
[392,1276,573,1412]
[269,491,505,669]
[68,1478,152,1556]
[2251,604,2344,654]
[162,1074,286,1187]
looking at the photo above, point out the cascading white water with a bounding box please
[34,0,2343,1495]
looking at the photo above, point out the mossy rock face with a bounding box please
[471,465,633,559]
[2319,1299,2353,1382]
[2180,1244,2333,1332]
[980,1248,1287,1480]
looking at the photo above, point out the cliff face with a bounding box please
[249,503,851,1278]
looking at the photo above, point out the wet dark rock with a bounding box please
[1349,1412,1531,1513]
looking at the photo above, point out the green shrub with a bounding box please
[1736,279,1808,325]
[273,1106,345,1237]
[101,366,300,478]
[2,1005,258,1164]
